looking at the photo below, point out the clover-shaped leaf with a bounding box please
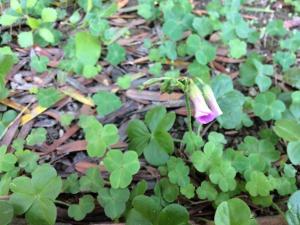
[68,195,95,221]
[63,173,80,194]
[0,146,17,172]
[253,92,286,121]
[15,149,39,173]
[37,87,62,108]
[97,187,130,220]
[103,150,140,189]
[106,43,126,65]
[79,115,119,157]
[9,164,62,225]
[197,181,218,201]
[245,171,272,197]
[26,128,47,146]
[238,136,280,164]
[127,106,175,166]
[167,156,190,187]
[191,141,223,173]
[209,161,237,192]
[79,167,103,193]
[92,91,122,117]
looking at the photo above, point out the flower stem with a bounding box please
[185,93,193,133]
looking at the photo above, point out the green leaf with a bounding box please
[127,195,161,225]
[287,141,300,165]
[167,157,190,187]
[286,191,300,225]
[18,31,33,48]
[245,171,272,197]
[37,87,62,108]
[63,173,80,194]
[30,55,49,73]
[79,115,119,157]
[60,113,74,127]
[41,8,57,22]
[117,74,132,89]
[15,149,39,173]
[154,178,179,203]
[180,183,195,199]
[39,28,55,43]
[182,131,204,154]
[79,167,103,193]
[229,39,247,59]
[284,67,300,89]
[0,14,18,26]
[238,136,280,163]
[26,128,47,146]
[92,91,122,117]
[103,150,140,189]
[9,164,62,225]
[68,195,95,221]
[192,17,213,37]
[0,201,13,225]
[127,106,175,166]
[158,204,189,225]
[253,92,286,121]
[195,41,216,65]
[75,32,101,66]
[273,119,300,141]
[197,181,218,201]
[162,20,184,41]
[274,51,296,71]
[97,188,130,220]
[266,19,287,36]
[106,43,126,65]
[214,198,257,225]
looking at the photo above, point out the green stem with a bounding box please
[272,203,286,220]
[184,93,193,133]
[242,6,273,13]
[55,200,70,207]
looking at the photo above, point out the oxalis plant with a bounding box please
[0,0,300,225]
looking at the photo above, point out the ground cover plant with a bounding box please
[0,0,300,224]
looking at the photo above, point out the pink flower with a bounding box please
[190,82,223,124]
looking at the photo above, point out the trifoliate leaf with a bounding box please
[97,188,130,220]
[37,87,62,108]
[26,128,47,146]
[245,171,272,197]
[68,195,95,221]
[106,43,126,65]
[9,164,62,225]
[167,157,190,187]
[79,167,103,192]
[0,146,17,172]
[197,181,218,201]
[103,150,140,189]
[253,92,286,121]
[92,91,122,117]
